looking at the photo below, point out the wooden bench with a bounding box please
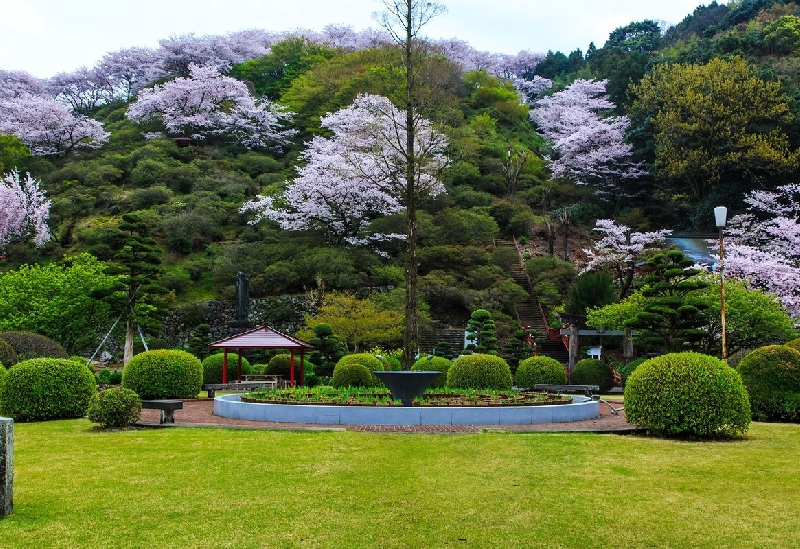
[202,381,282,398]
[533,384,600,396]
[140,399,183,424]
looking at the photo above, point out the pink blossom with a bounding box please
[0,170,50,248]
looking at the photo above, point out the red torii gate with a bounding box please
[208,325,315,386]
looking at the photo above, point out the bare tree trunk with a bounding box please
[124,318,135,366]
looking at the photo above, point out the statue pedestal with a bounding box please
[0,418,13,518]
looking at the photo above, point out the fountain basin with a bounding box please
[214,394,599,426]
[372,370,441,406]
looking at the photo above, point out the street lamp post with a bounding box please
[714,206,728,362]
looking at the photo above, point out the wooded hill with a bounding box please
[1,0,799,353]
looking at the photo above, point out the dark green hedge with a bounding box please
[515,356,566,388]
[202,353,252,384]
[0,358,97,421]
[265,353,314,380]
[0,340,18,368]
[737,345,800,422]
[331,362,374,388]
[571,358,615,392]
[0,331,68,361]
[626,352,750,437]
[447,354,512,390]
[122,349,202,399]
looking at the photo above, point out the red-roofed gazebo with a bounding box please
[209,325,315,386]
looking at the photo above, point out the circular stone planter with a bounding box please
[214,394,599,426]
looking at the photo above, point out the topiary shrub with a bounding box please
[737,345,800,422]
[0,340,18,368]
[411,356,452,388]
[87,387,142,428]
[122,349,202,399]
[0,358,97,421]
[618,358,647,388]
[331,362,374,388]
[571,358,615,392]
[335,354,384,386]
[785,338,800,353]
[202,353,252,384]
[515,356,567,388]
[265,353,314,380]
[447,354,513,390]
[0,331,68,361]
[625,352,750,437]
[385,355,403,371]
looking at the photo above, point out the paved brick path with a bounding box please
[139,398,638,434]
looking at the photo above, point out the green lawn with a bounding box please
[1,420,799,548]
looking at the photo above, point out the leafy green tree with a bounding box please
[0,254,117,354]
[306,322,347,378]
[303,292,402,353]
[104,213,168,365]
[229,37,339,100]
[629,56,796,205]
[565,269,616,317]
[0,133,30,173]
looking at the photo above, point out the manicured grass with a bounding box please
[1,420,799,548]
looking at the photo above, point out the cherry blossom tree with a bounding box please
[723,184,800,319]
[583,219,671,299]
[0,70,48,99]
[531,79,644,197]
[0,169,51,249]
[126,64,294,149]
[47,66,113,113]
[242,93,447,245]
[0,96,109,156]
[96,47,167,101]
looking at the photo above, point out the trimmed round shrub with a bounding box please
[626,352,750,437]
[785,338,800,353]
[250,363,268,375]
[515,356,566,388]
[571,358,615,392]
[618,358,647,388]
[331,362,374,388]
[87,387,142,428]
[385,355,402,371]
[0,358,97,421]
[0,339,18,368]
[265,353,314,380]
[122,349,202,399]
[0,331,68,361]
[447,354,513,390]
[411,356,452,388]
[737,345,800,422]
[336,353,384,386]
[202,353,252,384]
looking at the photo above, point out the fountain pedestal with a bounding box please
[373,371,440,407]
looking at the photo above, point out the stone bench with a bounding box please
[140,400,183,424]
[533,384,600,396]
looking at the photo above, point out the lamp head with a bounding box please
[714,206,728,228]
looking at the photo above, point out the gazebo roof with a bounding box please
[209,325,315,350]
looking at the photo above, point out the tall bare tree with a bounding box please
[374,0,447,368]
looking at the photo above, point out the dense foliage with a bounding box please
[737,345,800,421]
[122,349,202,399]
[331,361,374,389]
[625,352,751,437]
[86,387,142,428]
[0,357,97,421]
[447,353,513,390]
[515,355,567,388]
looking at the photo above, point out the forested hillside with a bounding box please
[1,0,799,359]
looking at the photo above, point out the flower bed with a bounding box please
[241,386,572,406]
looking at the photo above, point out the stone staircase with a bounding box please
[496,239,568,364]
[417,320,465,359]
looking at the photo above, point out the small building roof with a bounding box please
[209,325,315,350]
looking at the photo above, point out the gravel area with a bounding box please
[138,398,638,434]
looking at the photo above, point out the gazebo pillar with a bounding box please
[300,349,305,387]
[222,349,228,384]
[289,352,296,387]
[236,347,243,381]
